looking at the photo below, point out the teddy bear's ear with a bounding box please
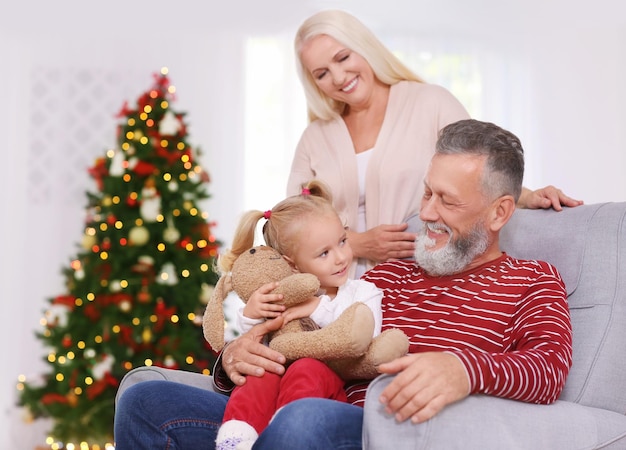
[202,275,228,351]
[222,273,233,294]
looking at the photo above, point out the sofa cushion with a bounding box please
[500,202,626,414]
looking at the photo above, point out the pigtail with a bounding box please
[216,210,265,274]
[302,179,333,203]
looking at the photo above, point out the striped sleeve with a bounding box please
[450,264,572,404]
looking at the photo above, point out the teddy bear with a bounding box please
[203,245,409,381]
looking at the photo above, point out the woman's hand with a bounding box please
[348,224,417,263]
[222,317,287,386]
[517,186,583,211]
[242,281,286,320]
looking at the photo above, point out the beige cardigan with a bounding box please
[287,81,469,274]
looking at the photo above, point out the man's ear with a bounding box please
[489,195,516,232]
[282,255,299,273]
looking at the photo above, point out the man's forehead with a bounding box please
[430,153,485,174]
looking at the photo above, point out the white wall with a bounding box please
[2,0,625,448]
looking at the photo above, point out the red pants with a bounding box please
[222,358,347,434]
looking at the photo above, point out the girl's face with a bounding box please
[299,34,377,112]
[287,210,353,296]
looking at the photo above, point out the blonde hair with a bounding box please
[294,9,424,122]
[216,180,337,274]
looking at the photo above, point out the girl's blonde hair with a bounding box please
[294,9,424,122]
[216,180,336,274]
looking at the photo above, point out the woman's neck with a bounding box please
[343,82,390,153]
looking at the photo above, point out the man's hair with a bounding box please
[436,119,525,201]
[294,9,424,122]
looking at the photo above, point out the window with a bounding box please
[243,37,307,211]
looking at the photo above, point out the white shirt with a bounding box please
[355,149,373,279]
[237,278,383,338]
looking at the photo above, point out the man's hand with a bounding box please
[518,186,583,211]
[377,352,470,424]
[222,317,287,386]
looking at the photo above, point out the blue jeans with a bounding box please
[114,380,363,449]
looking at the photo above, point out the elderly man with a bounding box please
[114,119,572,450]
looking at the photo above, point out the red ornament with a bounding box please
[133,160,158,177]
[155,144,181,165]
[84,304,101,322]
[88,157,108,191]
[137,286,151,303]
[153,301,176,332]
[41,393,70,405]
[126,196,138,207]
[86,372,119,400]
[53,295,77,310]
[178,237,191,249]
[62,335,73,348]
[115,100,133,118]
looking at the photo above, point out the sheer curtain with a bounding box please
[243,35,307,213]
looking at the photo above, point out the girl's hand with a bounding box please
[243,281,286,320]
[281,296,321,324]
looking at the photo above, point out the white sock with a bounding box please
[215,419,258,450]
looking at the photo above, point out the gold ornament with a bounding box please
[81,233,97,250]
[119,301,132,312]
[128,226,150,246]
[163,226,180,243]
[20,407,34,424]
[67,392,78,407]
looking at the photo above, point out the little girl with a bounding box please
[214,180,384,450]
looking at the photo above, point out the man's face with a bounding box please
[415,153,493,276]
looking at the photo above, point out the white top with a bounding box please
[355,149,373,279]
[237,278,383,338]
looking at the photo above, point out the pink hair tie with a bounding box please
[263,210,272,219]
[301,188,311,196]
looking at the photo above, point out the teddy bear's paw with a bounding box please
[328,328,409,381]
[365,328,410,366]
[274,273,321,307]
[269,302,374,361]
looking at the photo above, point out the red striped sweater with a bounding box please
[346,254,572,407]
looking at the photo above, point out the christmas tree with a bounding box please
[17,68,221,449]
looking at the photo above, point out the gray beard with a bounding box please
[414,221,489,276]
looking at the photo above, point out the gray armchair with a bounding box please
[117,202,626,449]
[364,202,626,449]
